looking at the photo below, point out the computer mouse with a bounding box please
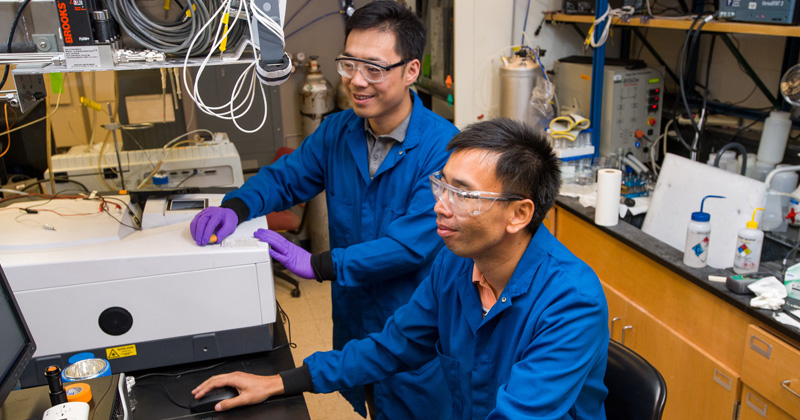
[190,386,239,413]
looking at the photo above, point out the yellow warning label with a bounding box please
[580,74,591,81]
[106,345,137,359]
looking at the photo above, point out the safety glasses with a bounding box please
[335,56,410,84]
[429,171,527,216]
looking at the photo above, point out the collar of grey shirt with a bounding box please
[364,109,411,144]
[364,110,412,179]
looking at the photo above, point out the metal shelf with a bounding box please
[10,41,257,76]
[546,12,800,37]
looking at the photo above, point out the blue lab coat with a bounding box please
[223,90,458,419]
[306,225,610,420]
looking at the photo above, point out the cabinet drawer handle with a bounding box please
[780,380,800,399]
[749,335,772,359]
[750,335,772,359]
[713,369,732,391]
[610,317,622,340]
[745,392,768,417]
[621,325,633,346]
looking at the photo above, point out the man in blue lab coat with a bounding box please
[193,118,610,419]
[189,2,458,418]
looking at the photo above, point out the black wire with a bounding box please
[274,300,297,351]
[672,14,705,152]
[89,375,115,420]
[175,172,196,187]
[97,194,142,228]
[534,15,547,36]
[679,14,707,139]
[21,190,75,209]
[728,116,765,142]
[700,34,716,137]
[20,178,90,193]
[99,199,141,230]
[0,0,33,91]
[135,359,229,381]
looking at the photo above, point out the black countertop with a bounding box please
[129,314,310,420]
[556,196,800,344]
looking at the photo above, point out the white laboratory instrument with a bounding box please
[44,133,244,193]
[0,194,275,387]
[553,59,664,163]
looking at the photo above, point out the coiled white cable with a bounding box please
[587,6,635,48]
[250,0,285,48]
[182,0,277,133]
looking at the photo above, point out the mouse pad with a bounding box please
[130,322,310,420]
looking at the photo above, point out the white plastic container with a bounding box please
[733,208,766,274]
[683,195,725,268]
[757,110,791,165]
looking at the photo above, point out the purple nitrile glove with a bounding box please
[190,207,238,246]
[253,228,315,279]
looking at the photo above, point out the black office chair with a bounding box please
[604,340,667,420]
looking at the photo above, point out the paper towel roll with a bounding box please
[595,169,622,226]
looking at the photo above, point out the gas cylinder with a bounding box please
[499,49,541,123]
[299,57,334,253]
[336,81,353,111]
[299,56,335,136]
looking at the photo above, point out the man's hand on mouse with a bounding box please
[192,372,285,411]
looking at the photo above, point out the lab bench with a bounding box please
[129,313,310,420]
[0,314,309,420]
[547,196,800,420]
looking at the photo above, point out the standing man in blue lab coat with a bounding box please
[189,1,458,419]
[192,119,610,419]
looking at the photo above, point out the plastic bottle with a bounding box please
[683,195,725,268]
[733,208,766,274]
[757,110,791,165]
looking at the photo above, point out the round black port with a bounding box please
[98,307,133,336]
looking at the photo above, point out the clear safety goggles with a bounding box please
[429,171,526,216]
[335,56,410,84]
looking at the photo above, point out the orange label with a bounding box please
[580,74,591,81]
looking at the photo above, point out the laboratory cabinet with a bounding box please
[739,385,796,420]
[604,281,740,419]
[741,325,800,419]
[550,200,800,419]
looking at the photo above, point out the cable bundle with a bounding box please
[586,6,635,48]
[106,0,244,56]
[250,0,285,49]
[182,0,284,133]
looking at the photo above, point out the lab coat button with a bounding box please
[501,297,507,303]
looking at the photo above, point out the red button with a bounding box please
[648,117,656,126]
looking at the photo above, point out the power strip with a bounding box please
[676,115,740,127]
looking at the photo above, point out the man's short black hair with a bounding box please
[447,118,562,235]
[345,1,426,62]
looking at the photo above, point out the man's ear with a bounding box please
[507,200,534,234]
[404,59,421,86]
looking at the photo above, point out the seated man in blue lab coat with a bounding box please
[188,1,458,418]
[192,118,610,419]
